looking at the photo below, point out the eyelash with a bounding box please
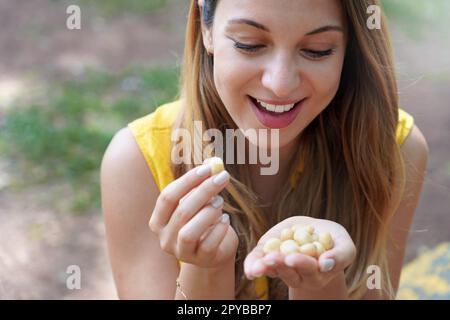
[232,41,335,59]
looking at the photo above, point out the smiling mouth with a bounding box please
[248,96,304,115]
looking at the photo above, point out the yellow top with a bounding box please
[128,99,415,300]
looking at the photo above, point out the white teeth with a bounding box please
[256,99,296,113]
[283,105,293,112]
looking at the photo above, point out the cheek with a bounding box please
[213,50,258,117]
[292,58,344,132]
[305,59,344,107]
[214,53,254,94]
[214,61,241,117]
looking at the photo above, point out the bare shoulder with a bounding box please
[384,124,428,297]
[101,127,160,218]
[400,124,429,169]
[101,127,159,202]
[363,125,429,299]
[101,127,149,180]
[100,127,177,299]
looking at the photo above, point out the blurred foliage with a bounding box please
[51,0,168,17]
[0,65,179,213]
[381,0,450,38]
[80,0,168,16]
[2,0,449,214]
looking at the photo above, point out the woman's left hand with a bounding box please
[244,216,356,291]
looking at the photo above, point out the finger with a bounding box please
[318,236,356,273]
[177,201,223,259]
[257,252,279,278]
[284,253,332,289]
[265,268,279,278]
[244,245,265,280]
[179,187,196,204]
[284,253,320,277]
[168,170,230,227]
[250,259,267,280]
[197,213,230,260]
[263,253,302,287]
[149,163,212,232]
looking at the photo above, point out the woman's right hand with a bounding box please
[148,160,239,269]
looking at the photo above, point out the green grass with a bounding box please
[0,64,180,213]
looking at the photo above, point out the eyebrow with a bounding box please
[227,18,344,36]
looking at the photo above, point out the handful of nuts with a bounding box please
[263,224,334,259]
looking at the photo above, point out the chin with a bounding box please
[243,129,295,151]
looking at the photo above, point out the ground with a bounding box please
[0,0,449,299]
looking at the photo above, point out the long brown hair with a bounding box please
[173,0,405,299]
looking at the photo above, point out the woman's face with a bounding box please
[202,0,347,149]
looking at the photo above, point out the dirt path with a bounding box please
[0,0,189,299]
[0,185,116,299]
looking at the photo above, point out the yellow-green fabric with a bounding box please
[128,100,415,300]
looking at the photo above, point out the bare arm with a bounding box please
[101,128,237,299]
[101,127,179,299]
[363,124,429,299]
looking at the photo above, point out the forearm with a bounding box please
[175,259,236,300]
[289,272,350,300]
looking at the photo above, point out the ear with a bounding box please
[198,0,214,55]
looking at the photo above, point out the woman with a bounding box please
[101,0,428,299]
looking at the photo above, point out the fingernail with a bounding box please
[220,213,230,224]
[252,262,265,277]
[252,268,263,278]
[264,252,278,266]
[196,164,211,176]
[213,170,230,185]
[211,196,223,208]
[320,259,335,272]
[285,254,297,267]
[253,267,264,278]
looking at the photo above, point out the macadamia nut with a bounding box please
[291,224,304,232]
[313,241,325,257]
[299,243,317,257]
[280,240,300,255]
[263,238,282,253]
[205,157,224,175]
[294,229,313,245]
[262,224,335,260]
[280,228,294,241]
[319,232,334,250]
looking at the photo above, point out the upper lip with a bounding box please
[250,96,304,105]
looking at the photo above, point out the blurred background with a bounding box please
[0,0,449,299]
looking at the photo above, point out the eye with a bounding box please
[231,39,336,59]
[233,41,265,53]
[301,49,335,60]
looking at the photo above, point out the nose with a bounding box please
[261,52,301,99]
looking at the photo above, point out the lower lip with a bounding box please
[248,96,304,129]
